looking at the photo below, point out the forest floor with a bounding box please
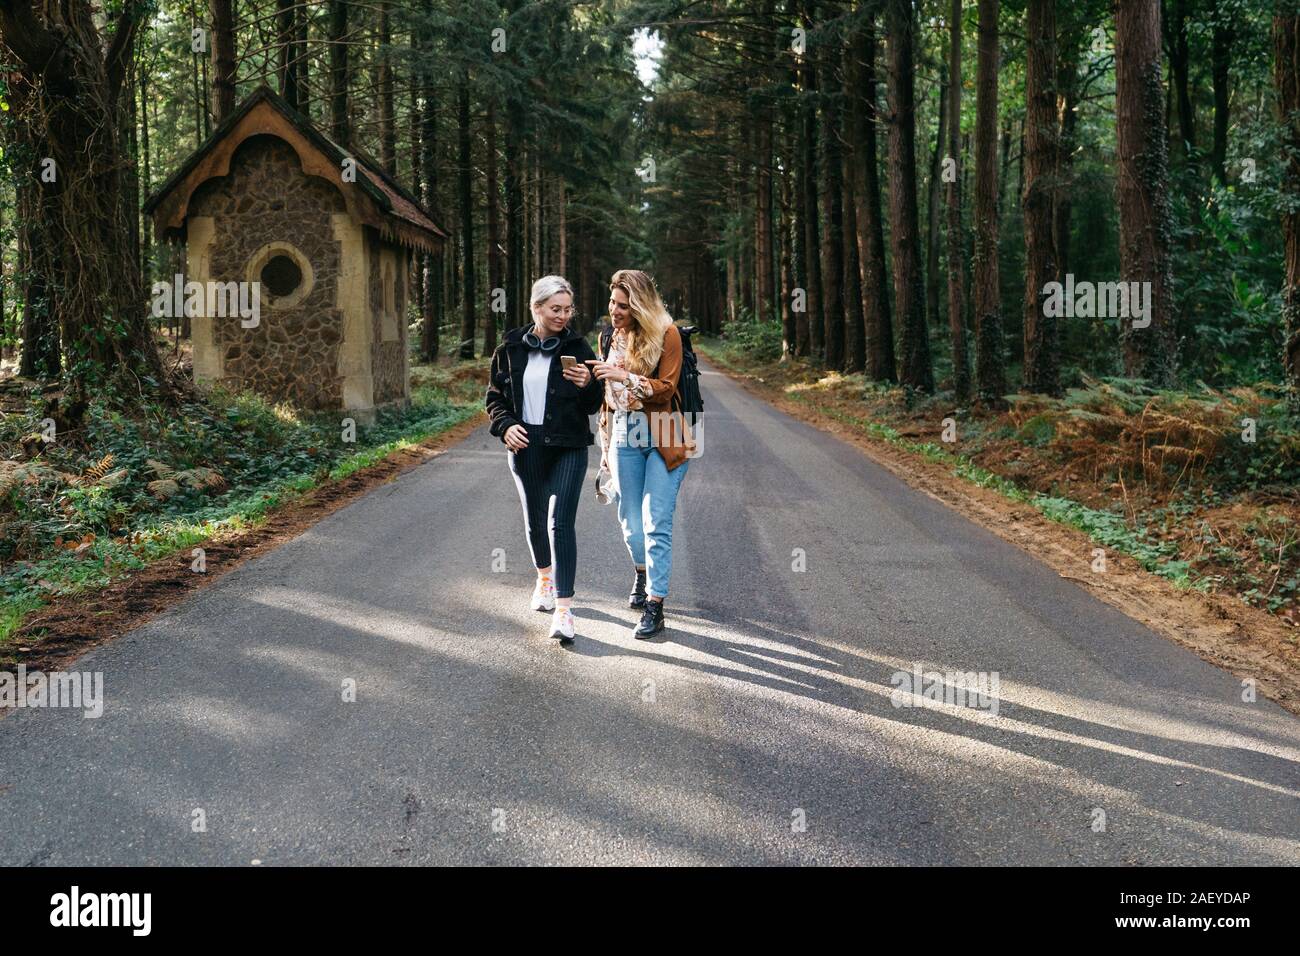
[0,350,489,675]
[697,339,1300,715]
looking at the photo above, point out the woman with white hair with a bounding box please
[485,275,603,641]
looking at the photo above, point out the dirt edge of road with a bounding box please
[1,413,486,684]
[704,358,1300,717]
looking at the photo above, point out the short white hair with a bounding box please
[529,274,574,308]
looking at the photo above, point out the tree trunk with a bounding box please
[841,43,864,374]
[886,0,934,392]
[378,1,396,174]
[756,0,777,327]
[781,126,798,360]
[457,70,476,359]
[140,65,153,286]
[973,0,1007,405]
[801,0,823,358]
[726,252,738,326]
[0,2,168,402]
[1055,25,1082,280]
[1167,0,1195,164]
[210,0,236,123]
[418,2,440,360]
[1115,0,1178,385]
[849,14,895,383]
[11,75,59,378]
[530,148,541,278]
[505,93,526,332]
[1022,0,1060,395]
[926,63,948,342]
[329,0,350,145]
[192,5,206,146]
[126,57,141,286]
[820,44,845,370]
[409,65,422,318]
[558,179,567,278]
[1276,2,1300,399]
[276,0,299,108]
[295,3,309,114]
[1211,14,1233,184]
[737,124,754,321]
[485,99,502,354]
[946,0,969,400]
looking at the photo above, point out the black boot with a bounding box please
[634,598,664,639]
[629,567,648,609]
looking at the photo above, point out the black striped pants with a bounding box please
[507,425,589,599]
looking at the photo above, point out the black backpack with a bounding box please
[600,324,704,419]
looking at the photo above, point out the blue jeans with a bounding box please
[612,411,689,600]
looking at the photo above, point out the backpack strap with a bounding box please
[599,325,614,361]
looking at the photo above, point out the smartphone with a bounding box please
[560,355,578,370]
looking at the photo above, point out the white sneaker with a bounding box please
[549,607,575,642]
[531,577,556,612]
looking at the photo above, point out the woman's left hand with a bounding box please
[586,360,629,383]
[562,362,593,387]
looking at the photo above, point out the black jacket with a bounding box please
[485,325,603,447]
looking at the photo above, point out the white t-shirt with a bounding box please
[520,350,552,426]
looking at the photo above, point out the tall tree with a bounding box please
[755,0,777,327]
[485,98,502,355]
[1115,0,1177,384]
[945,0,969,399]
[972,0,1007,404]
[784,0,803,360]
[457,69,476,359]
[841,40,865,374]
[417,1,440,359]
[1167,0,1195,164]
[802,0,823,357]
[328,0,350,145]
[1022,0,1060,395]
[1210,8,1235,183]
[820,38,845,369]
[275,0,299,108]
[9,75,59,378]
[210,0,236,122]
[781,122,798,358]
[504,84,526,332]
[1277,0,1300,398]
[294,2,309,114]
[886,0,933,392]
[849,10,895,383]
[0,0,169,402]
[378,1,396,174]
[925,62,948,339]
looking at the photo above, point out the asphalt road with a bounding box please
[1,361,1298,865]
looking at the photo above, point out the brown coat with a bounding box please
[598,324,696,471]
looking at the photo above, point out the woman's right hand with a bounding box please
[503,424,530,452]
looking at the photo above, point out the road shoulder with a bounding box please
[699,354,1300,717]
[2,413,485,682]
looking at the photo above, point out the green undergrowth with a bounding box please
[0,357,487,649]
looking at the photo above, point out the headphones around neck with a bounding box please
[523,329,562,352]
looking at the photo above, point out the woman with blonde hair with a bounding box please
[588,269,695,638]
[486,275,602,642]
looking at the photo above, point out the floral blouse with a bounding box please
[603,329,655,412]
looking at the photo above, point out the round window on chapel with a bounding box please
[260,254,303,299]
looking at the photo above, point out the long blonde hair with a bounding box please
[610,269,674,375]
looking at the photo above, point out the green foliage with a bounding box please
[0,376,478,642]
[717,315,783,363]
